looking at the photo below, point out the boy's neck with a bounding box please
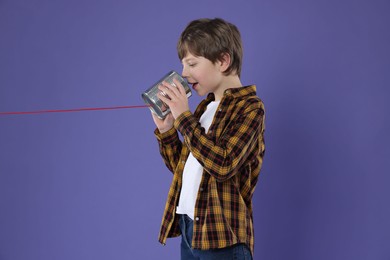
[214,74,242,101]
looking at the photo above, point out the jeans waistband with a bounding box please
[180,214,193,225]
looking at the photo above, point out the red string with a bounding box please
[0,105,150,115]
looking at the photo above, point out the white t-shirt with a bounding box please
[176,101,220,220]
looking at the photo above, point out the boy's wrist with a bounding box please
[158,126,173,134]
[154,126,177,142]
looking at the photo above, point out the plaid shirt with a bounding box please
[154,85,265,256]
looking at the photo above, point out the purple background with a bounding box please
[1,0,389,259]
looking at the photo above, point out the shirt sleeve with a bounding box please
[154,127,183,174]
[174,99,265,182]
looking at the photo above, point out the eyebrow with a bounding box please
[182,58,196,64]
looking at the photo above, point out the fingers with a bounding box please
[157,92,171,106]
[157,79,189,119]
[159,79,185,100]
[173,78,185,95]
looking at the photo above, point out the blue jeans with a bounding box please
[178,214,253,260]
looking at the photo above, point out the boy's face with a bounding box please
[181,52,224,97]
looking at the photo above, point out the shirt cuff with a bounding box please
[154,127,178,144]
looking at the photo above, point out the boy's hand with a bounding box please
[151,112,174,134]
[157,78,189,119]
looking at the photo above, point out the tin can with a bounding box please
[142,71,192,119]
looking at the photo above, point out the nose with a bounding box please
[181,65,189,79]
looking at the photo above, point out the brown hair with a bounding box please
[177,18,243,77]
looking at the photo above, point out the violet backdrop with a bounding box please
[0,0,389,259]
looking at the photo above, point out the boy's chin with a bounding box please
[195,89,206,96]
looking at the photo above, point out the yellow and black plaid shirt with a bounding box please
[155,85,265,256]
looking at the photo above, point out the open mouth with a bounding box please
[190,82,199,90]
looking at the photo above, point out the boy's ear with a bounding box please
[218,52,231,73]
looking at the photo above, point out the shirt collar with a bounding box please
[205,85,257,102]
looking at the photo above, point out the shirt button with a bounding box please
[182,161,185,164]
[195,217,199,221]
[200,188,204,192]
[219,109,222,112]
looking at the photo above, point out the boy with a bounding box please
[151,18,265,260]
